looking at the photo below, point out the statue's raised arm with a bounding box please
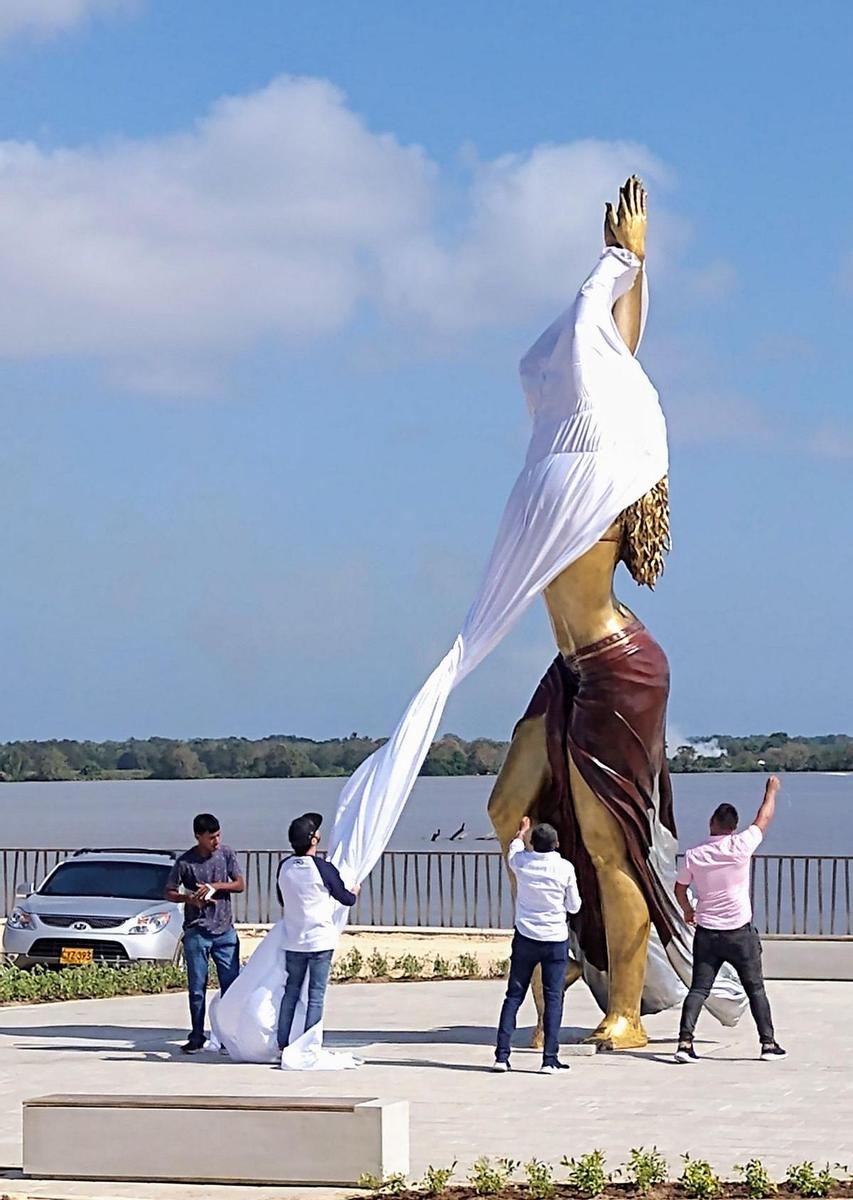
[606,175,647,354]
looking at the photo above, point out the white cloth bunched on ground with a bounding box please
[210,246,739,1067]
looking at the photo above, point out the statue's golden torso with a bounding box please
[544,522,632,656]
[544,477,670,656]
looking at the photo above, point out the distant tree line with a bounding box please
[0,732,509,783]
[0,730,850,783]
[668,732,853,773]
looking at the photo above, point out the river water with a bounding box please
[0,772,850,856]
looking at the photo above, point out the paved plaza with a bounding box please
[0,977,850,1198]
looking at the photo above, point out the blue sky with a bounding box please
[0,0,850,745]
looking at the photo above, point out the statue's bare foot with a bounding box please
[583,1014,649,1050]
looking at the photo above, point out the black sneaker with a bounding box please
[760,1041,787,1061]
[674,1041,700,1063]
[180,1039,206,1055]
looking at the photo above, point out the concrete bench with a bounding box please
[23,1094,409,1186]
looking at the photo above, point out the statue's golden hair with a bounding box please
[619,475,671,589]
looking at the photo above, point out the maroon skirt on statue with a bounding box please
[522,618,677,974]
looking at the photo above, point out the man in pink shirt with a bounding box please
[673,775,786,1063]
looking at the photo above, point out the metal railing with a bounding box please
[1,848,851,937]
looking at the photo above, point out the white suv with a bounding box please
[3,849,183,968]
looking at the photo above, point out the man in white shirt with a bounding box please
[276,813,360,1059]
[673,776,786,1063]
[493,816,581,1074]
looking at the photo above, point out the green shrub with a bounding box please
[356,1171,408,1194]
[334,947,364,980]
[367,949,390,978]
[785,1162,845,1197]
[455,952,481,978]
[0,961,188,1005]
[736,1159,777,1198]
[432,954,450,978]
[468,1156,517,1195]
[624,1147,668,1193]
[394,953,425,979]
[524,1158,556,1199]
[679,1154,722,1199]
[419,1161,456,1196]
[562,1151,610,1198]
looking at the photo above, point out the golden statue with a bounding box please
[488,177,676,1050]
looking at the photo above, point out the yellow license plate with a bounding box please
[60,947,94,965]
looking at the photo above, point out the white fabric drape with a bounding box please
[210,246,673,1066]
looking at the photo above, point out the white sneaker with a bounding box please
[539,1062,570,1075]
[674,1043,701,1064]
[490,1060,510,1073]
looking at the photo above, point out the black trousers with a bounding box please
[679,922,775,1043]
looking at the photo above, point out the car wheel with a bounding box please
[172,941,185,969]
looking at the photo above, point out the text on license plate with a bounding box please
[60,947,94,965]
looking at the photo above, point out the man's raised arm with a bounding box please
[753,775,781,834]
[507,816,531,872]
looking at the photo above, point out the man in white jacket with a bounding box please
[493,815,581,1074]
[276,813,360,1058]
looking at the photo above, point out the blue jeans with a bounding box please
[277,949,334,1050]
[496,931,569,1066]
[183,926,241,1046]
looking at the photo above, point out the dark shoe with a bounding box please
[180,1039,206,1055]
[674,1041,700,1063]
[760,1041,787,1061]
[540,1060,570,1074]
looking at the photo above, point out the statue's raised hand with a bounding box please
[604,175,647,260]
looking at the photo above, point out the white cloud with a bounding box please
[0,74,712,394]
[379,139,670,331]
[841,251,853,293]
[646,333,774,447]
[810,423,853,460]
[0,0,133,41]
[665,387,773,446]
[689,737,726,759]
[665,722,689,753]
[686,259,738,301]
[0,76,433,376]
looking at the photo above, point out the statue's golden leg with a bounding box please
[488,715,581,1049]
[530,955,583,1047]
[568,754,650,1049]
[487,714,550,847]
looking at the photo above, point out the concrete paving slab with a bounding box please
[0,977,850,1196]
